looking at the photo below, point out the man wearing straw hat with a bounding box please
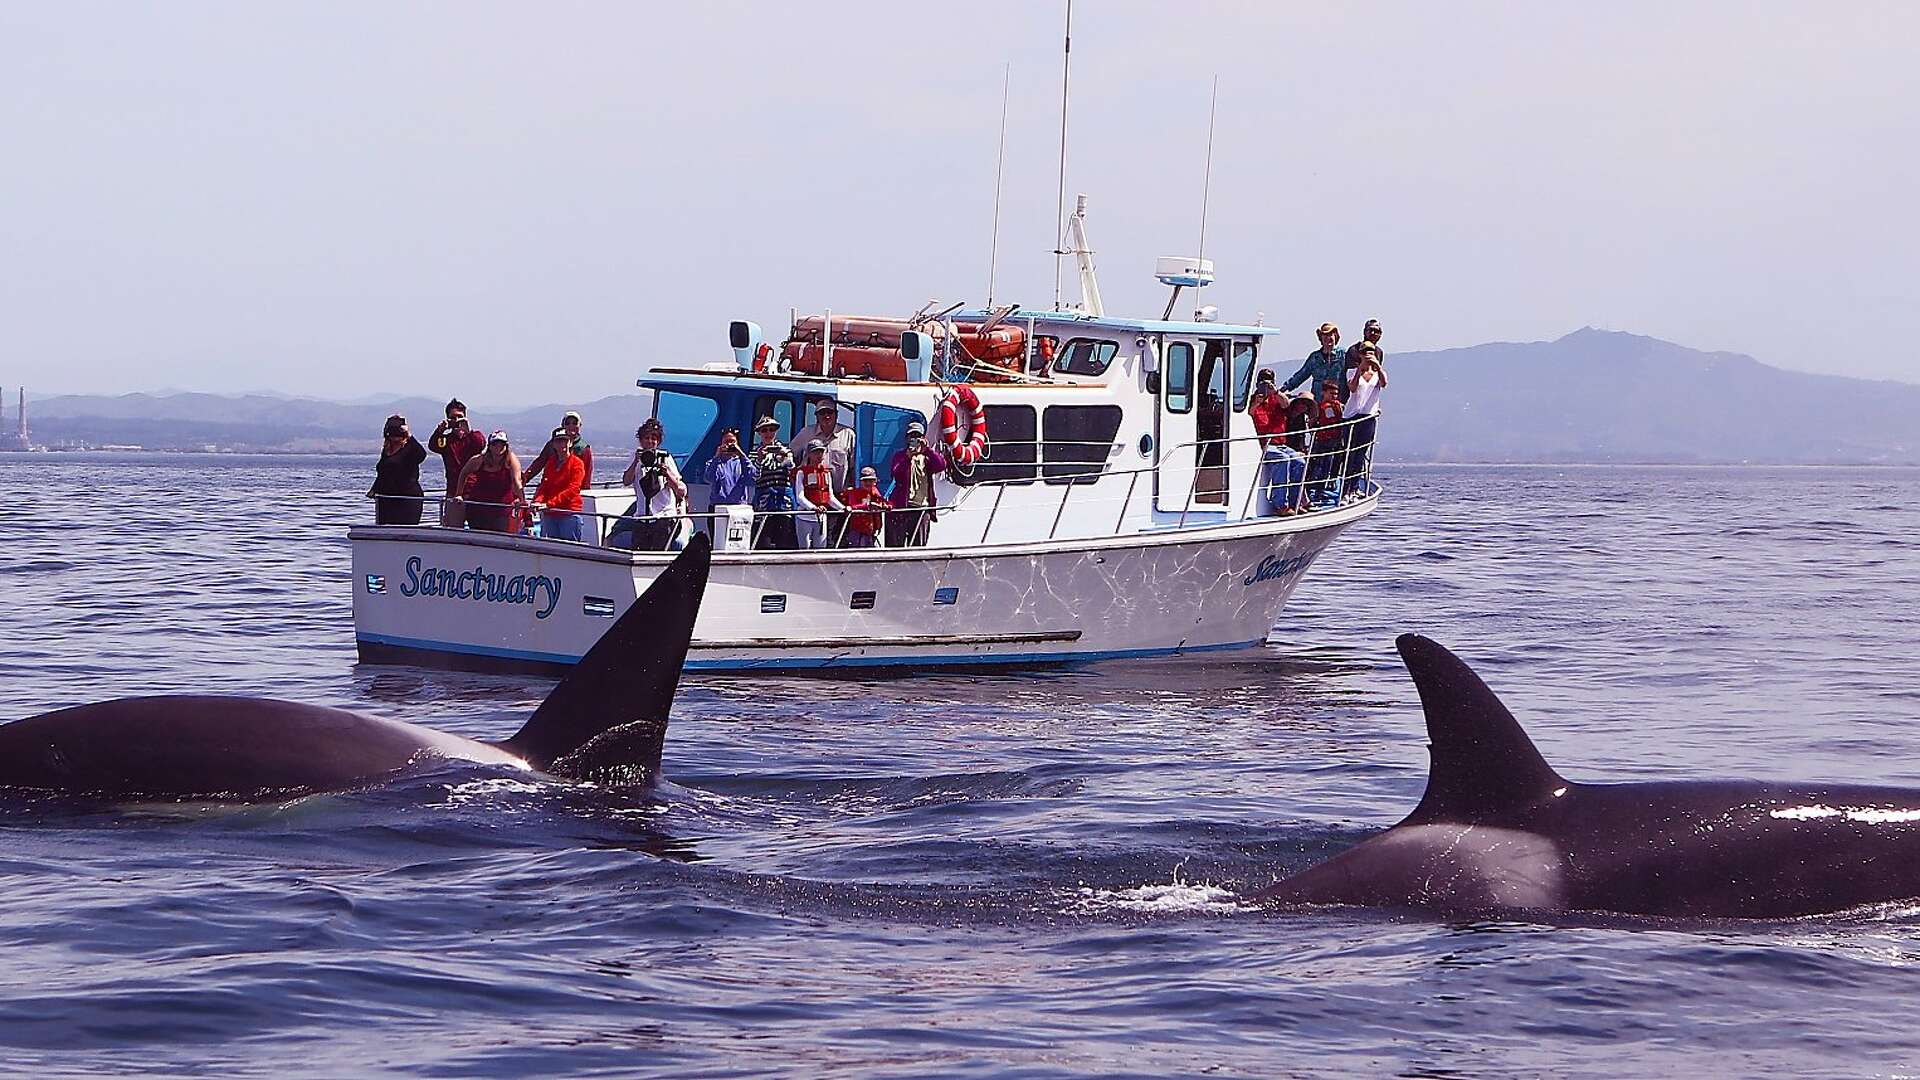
[1281,322,1348,403]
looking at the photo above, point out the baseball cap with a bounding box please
[905,421,927,436]
[805,438,826,453]
[814,400,835,414]
[488,430,509,445]
[859,466,878,480]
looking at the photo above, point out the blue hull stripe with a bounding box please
[355,630,1265,670]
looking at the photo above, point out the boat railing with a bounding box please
[363,414,1378,552]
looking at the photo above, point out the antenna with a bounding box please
[1052,0,1072,311]
[1195,75,1219,282]
[987,62,1011,309]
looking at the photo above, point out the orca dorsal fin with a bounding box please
[497,534,711,774]
[1395,634,1567,823]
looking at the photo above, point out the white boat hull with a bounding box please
[349,497,1374,672]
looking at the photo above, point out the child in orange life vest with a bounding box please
[838,466,887,548]
[793,440,848,550]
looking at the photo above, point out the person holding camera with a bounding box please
[703,426,757,527]
[427,398,486,490]
[523,410,594,488]
[615,418,687,551]
[370,414,426,525]
[886,421,948,548]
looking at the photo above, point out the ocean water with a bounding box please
[0,454,1917,1078]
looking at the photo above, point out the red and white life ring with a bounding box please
[937,384,989,466]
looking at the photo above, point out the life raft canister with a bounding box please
[937,384,989,466]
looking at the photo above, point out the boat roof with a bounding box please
[953,309,1290,338]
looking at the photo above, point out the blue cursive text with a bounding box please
[398,556,563,619]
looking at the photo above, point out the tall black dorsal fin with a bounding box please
[497,534,711,774]
[1395,634,1567,823]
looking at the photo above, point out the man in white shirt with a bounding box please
[789,400,856,494]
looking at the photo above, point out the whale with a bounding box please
[0,536,712,801]
[1251,634,1920,919]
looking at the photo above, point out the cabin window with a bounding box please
[1165,342,1194,414]
[1055,338,1120,377]
[1231,340,1258,412]
[752,395,798,443]
[1042,405,1123,485]
[654,391,720,462]
[959,404,1037,485]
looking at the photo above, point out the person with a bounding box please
[788,400,856,493]
[614,418,687,551]
[427,398,487,495]
[748,416,798,550]
[1306,381,1347,504]
[1341,346,1386,498]
[793,439,848,550]
[702,426,756,535]
[370,414,427,525]
[1248,371,1306,516]
[887,421,948,547]
[455,430,524,534]
[1281,323,1348,403]
[532,426,588,542]
[1344,319,1387,384]
[523,410,594,487]
[839,466,887,548]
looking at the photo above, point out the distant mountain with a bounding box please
[1379,329,1920,464]
[12,330,1917,462]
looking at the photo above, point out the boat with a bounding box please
[347,197,1382,672]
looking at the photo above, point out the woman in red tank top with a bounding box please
[456,431,525,534]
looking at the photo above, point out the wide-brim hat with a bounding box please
[754,415,779,430]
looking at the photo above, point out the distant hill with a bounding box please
[1379,329,1920,464]
[12,330,1918,462]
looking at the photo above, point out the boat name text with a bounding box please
[399,556,563,619]
[1243,553,1311,587]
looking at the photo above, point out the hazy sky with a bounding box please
[3,1,1916,401]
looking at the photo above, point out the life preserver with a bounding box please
[937,384,989,466]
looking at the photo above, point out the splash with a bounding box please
[1068,864,1251,915]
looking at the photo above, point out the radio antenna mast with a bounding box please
[987,62,1011,309]
[1195,75,1219,280]
[1051,0,1072,311]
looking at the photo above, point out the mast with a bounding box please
[1051,0,1072,311]
[987,62,1011,309]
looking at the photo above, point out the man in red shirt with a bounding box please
[1249,370,1307,514]
[532,427,588,542]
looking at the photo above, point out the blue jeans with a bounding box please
[542,511,585,543]
[1261,446,1307,513]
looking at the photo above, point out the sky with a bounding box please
[2,1,1916,401]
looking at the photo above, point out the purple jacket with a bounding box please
[887,445,949,508]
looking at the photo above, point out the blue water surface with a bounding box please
[0,455,1916,1077]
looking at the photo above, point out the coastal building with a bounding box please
[0,388,29,452]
